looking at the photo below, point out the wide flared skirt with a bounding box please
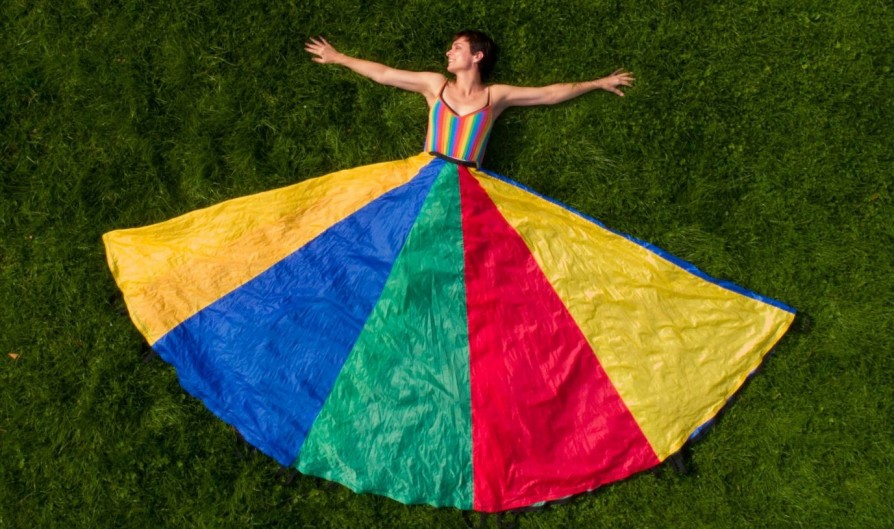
[103,153,795,512]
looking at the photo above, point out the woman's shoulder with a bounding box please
[487,83,528,102]
[418,72,449,105]
[487,84,521,115]
[416,72,448,90]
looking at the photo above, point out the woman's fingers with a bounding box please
[306,36,328,50]
[615,73,635,86]
[305,37,330,61]
[603,69,634,96]
[607,69,635,87]
[305,36,337,63]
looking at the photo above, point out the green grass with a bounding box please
[2,0,892,527]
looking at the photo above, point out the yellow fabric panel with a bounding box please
[471,170,794,460]
[104,153,435,345]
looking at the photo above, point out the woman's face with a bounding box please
[446,37,480,73]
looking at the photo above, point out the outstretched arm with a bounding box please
[492,69,635,113]
[305,36,444,99]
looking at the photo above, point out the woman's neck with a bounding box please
[451,71,485,96]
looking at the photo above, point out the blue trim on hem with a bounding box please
[477,167,796,315]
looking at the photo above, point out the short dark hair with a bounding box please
[453,30,497,81]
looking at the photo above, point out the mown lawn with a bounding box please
[2,0,892,527]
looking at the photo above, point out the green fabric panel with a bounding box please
[296,163,473,510]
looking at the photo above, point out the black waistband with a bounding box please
[429,151,478,168]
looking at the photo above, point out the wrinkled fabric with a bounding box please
[460,167,660,511]
[149,159,441,466]
[297,162,473,509]
[103,154,795,512]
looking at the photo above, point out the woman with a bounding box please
[104,31,795,513]
[306,31,633,166]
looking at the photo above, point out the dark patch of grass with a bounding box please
[2,0,892,527]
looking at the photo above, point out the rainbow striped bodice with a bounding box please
[424,83,495,167]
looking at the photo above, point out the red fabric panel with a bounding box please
[459,167,660,512]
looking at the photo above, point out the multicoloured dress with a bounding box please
[103,83,795,512]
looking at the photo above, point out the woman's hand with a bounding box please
[305,36,342,64]
[598,69,636,97]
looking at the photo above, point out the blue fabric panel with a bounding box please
[153,158,444,466]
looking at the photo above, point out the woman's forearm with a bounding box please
[548,79,606,104]
[331,53,392,84]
